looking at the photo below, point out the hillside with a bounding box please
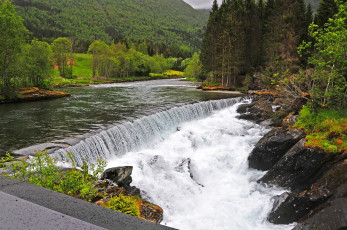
[12,0,208,51]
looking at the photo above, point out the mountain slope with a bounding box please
[12,0,208,51]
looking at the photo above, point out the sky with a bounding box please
[183,0,222,9]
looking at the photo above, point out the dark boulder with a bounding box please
[237,95,274,123]
[101,166,133,187]
[267,156,347,227]
[248,128,304,171]
[268,188,330,224]
[258,139,338,191]
[293,198,347,230]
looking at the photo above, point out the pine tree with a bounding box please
[315,0,338,27]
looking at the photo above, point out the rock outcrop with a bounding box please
[248,128,304,171]
[237,94,274,123]
[101,166,133,187]
[258,139,340,191]
[94,177,164,223]
[244,94,346,228]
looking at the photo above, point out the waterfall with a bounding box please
[52,97,249,166]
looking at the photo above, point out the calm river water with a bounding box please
[0,79,237,152]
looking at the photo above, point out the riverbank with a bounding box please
[0,87,70,104]
[52,75,184,89]
[237,93,346,229]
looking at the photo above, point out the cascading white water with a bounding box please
[52,97,247,166]
[52,97,293,229]
[105,100,294,230]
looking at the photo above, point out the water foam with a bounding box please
[106,101,294,230]
[52,98,246,166]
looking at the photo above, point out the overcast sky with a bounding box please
[183,0,222,9]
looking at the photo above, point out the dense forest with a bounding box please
[199,0,345,110]
[0,0,204,98]
[11,0,208,53]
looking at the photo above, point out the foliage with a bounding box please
[200,0,310,89]
[103,195,140,217]
[0,0,28,97]
[1,151,106,202]
[51,37,73,78]
[12,0,208,53]
[184,52,203,80]
[295,106,347,153]
[299,1,347,109]
[21,40,53,88]
[88,41,110,78]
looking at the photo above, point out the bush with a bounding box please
[103,195,140,217]
[0,151,106,202]
[295,106,347,153]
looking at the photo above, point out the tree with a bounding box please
[51,37,73,78]
[88,40,110,78]
[0,0,27,95]
[184,53,202,80]
[24,40,52,87]
[315,0,338,28]
[299,0,347,109]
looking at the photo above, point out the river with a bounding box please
[0,79,293,229]
[0,79,236,152]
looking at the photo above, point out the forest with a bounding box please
[0,0,203,98]
[199,0,345,110]
[11,0,208,54]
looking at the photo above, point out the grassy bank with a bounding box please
[295,106,347,153]
[51,54,184,87]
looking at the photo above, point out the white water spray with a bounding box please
[106,100,293,230]
[52,98,246,166]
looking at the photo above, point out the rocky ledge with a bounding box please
[0,87,70,104]
[95,166,164,223]
[238,93,347,229]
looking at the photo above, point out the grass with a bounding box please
[295,106,347,153]
[51,54,183,87]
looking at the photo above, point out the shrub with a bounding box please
[295,106,347,153]
[103,195,140,217]
[0,151,106,202]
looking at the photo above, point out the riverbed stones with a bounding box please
[248,128,304,171]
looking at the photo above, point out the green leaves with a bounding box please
[1,151,106,202]
[302,1,347,109]
[52,37,73,78]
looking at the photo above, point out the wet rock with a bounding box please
[139,201,164,223]
[258,139,338,191]
[293,198,347,230]
[123,185,141,197]
[248,128,304,171]
[268,189,330,224]
[101,166,133,186]
[237,95,274,123]
[282,113,299,129]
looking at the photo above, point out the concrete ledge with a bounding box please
[0,177,174,230]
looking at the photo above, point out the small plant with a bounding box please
[0,151,106,202]
[103,195,141,217]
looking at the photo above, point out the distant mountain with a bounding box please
[12,0,208,51]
